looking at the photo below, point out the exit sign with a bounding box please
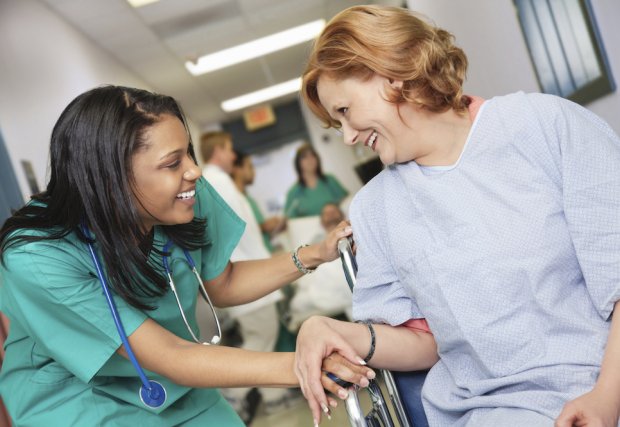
[243,104,276,131]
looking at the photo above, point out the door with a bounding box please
[0,129,23,225]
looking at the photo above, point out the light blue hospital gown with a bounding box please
[350,92,620,426]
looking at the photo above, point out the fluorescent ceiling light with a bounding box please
[127,0,159,7]
[186,19,325,76]
[221,77,301,112]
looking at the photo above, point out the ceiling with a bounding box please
[40,0,404,129]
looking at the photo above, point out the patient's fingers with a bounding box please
[321,353,375,399]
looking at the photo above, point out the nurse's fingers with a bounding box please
[300,354,332,423]
[294,352,327,425]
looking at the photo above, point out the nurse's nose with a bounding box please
[184,164,201,181]
[341,122,359,146]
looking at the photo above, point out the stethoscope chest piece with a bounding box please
[139,380,167,408]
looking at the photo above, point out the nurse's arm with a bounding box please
[116,318,372,389]
[117,317,294,387]
[205,222,352,307]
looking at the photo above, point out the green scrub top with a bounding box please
[284,174,348,218]
[245,194,274,253]
[0,177,246,426]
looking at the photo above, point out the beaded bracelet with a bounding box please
[355,320,376,363]
[292,244,316,274]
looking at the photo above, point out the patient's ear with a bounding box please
[388,78,404,89]
[381,77,403,98]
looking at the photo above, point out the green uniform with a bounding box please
[284,174,348,219]
[245,194,274,253]
[0,177,246,426]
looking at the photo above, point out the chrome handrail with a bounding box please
[336,237,412,427]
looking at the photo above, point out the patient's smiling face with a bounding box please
[317,74,413,166]
[317,73,453,166]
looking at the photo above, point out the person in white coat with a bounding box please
[199,131,288,421]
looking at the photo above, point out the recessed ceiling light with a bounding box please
[186,20,325,76]
[221,78,301,112]
[127,0,160,7]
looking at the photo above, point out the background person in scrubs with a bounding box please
[0,85,373,426]
[284,143,348,218]
[293,5,620,427]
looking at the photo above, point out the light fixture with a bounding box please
[126,0,160,7]
[221,78,301,112]
[186,19,325,76]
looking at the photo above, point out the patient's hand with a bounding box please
[555,388,620,427]
[295,316,374,424]
[321,352,373,400]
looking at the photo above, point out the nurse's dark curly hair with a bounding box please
[302,5,469,129]
[0,85,207,310]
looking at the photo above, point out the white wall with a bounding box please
[247,139,305,216]
[301,102,365,195]
[2,0,618,204]
[0,0,202,200]
[299,0,620,205]
[405,0,620,134]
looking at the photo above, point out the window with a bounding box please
[514,0,615,104]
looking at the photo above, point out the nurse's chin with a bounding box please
[167,210,196,226]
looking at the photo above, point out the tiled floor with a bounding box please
[250,397,349,427]
[250,384,388,427]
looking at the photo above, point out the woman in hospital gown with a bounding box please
[293,5,620,427]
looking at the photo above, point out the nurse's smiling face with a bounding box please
[131,114,201,231]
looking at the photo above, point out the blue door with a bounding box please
[0,130,24,225]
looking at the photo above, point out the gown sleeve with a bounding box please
[349,178,425,325]
[538,94,620,319]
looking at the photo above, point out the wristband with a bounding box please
[292,244,316,274]
[355,321,376,363]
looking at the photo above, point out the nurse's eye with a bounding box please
[337,107,348,115]
[166,159,181,169]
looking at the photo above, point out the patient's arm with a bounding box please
[556,300,620,426]
[295,315,438,423]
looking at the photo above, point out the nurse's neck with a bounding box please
[302,171,318,188]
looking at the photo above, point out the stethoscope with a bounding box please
[82,224,221,409]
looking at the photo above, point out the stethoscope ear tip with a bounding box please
[210,336,221,345]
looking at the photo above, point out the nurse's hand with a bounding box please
[295,315,374,425]
[317,220,352,263]
[555,388,620,427]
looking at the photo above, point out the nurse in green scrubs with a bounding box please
[284,144,348,218]
[0,86,372,426]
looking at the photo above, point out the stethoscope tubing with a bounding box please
[162,241,222,345]
[82,225,152,390]
[82,224,166,408]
